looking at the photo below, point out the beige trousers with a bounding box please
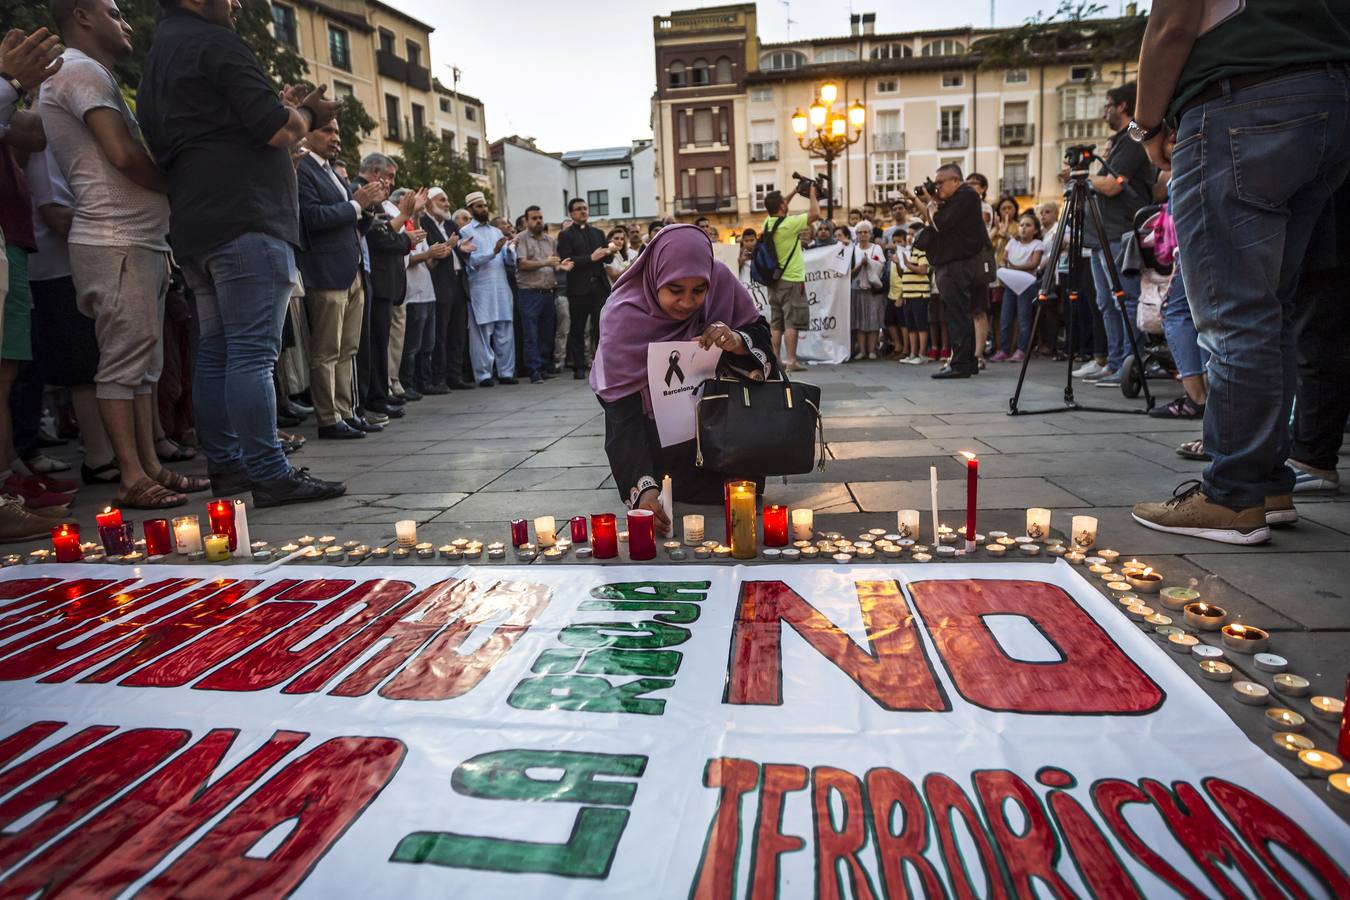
[305,273,365,426]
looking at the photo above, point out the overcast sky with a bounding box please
[396,0,1136,151]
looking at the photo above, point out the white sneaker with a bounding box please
[26,454,71,474]
[1072,360,1104,379]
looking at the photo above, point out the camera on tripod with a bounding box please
[790,171,829,199]
[1064,143,1097,169]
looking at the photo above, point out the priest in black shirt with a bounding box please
[138,0,347,507]
[556,197,618,379]
[907,165,992,379]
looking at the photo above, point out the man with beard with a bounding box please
[419,187,472,391]
[556,197,618,379]
[459,190,516,386]
[514,204,573,383]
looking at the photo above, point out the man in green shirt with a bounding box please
[761,184,821,370]
[1130,1,1350,546]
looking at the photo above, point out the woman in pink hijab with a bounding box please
[590,224,776,530]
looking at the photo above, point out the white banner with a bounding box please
[0,562,1346,899]
[733,244,853,365]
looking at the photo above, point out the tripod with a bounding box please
[1008,147,1154,416]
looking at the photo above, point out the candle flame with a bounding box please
[102,507,113,514]
[960,451,977,461]
[1231,624,1247,635]
[1142,567,1154,578]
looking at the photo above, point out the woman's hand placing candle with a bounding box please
[636,489,672,535]
[698,321,747,355]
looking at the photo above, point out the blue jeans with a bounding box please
[997,283,1037,354]
[518,289,557,376]
[1160,258,1208,380]
[1090,240,1141,373]
[399,302,436,389]
[1170,65,1350,508]
[180,232,293,483]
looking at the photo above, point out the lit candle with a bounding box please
[232,501,251,558]
[1070,515,1097,551]
[1184,602,1227,631]
[1126,567,1163,594]
[204,533,231,562]
[395,519,418,548]
[1167,632,1199,654]
[627,509,656,561]
[985,543,1006,557]
[100,521,134,556]
[207,500,236,551]
[1220,623,1270,654]
[96,507,122,530]
[1025,507,1050,541]
[534,516,556,548]
[51,524,82,563]
[660,475,673,537]
[1311,695,1345,722]
[298,535,316,546]
[1296,749,1343,779]
[1199,659,1233,681]
[684,514,705,546]
[510,519,529,547]
[1273,732,1314,757]
[727,480,757,560]
[1088,563,1112,575]
[591,514,618,559]
[1064,551,1085,565]
[958,451,978,549]
[1340,675,1349,760]
[762,504,788,547]
[143,519,172,557]
[318,535,336,545]
[1232,681,1270,706]
[570,516,588,544]
[1330,772,1350,806]
[1272,673,1310,697]
[1265,708,1306,732]
[929,466,940,546]
[792,508,814,541]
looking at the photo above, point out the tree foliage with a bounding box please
[975,1,1147,73]
[391,130,494,207]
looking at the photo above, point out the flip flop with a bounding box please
[1176,439,1208,461]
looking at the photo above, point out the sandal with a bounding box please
[82,461,121,485]
[116,477,187,510]
[155,468,211,494]
[1176,439,1208,461]
[155,437,197,462]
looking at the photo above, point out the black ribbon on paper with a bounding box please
[665,350,685,387]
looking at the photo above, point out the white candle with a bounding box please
[1025,508,1051,540]
[791,508,814,541]
[395,519,417,547]
[660,475,674,537]
[172,516,202,554]
[1070,515,1098,550]
[928,466,940,546]
[896,509,920,541]
[232,500,252,558]
[534,516,556,548]
[683,514,705,546]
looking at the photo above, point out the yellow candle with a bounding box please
[204,533,230,562]
[728,481,757,560]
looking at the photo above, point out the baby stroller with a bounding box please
[1117,205,1179,398]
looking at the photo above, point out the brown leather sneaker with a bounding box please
[0,496,70,543]
[1264,494,1297,526]
[1131,481,1270,545]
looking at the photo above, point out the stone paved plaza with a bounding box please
[34,356,1350,820]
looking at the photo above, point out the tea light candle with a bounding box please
[713,545,732,559]
[1220,623,1270,654]
[1265,708,1306,732]
[1064,551,1085,565]
[1160,587,1200,610]
[1097,549,1120,563]
[1184,602,1227,631]
[1047,544,1068,557]
[662,540,681,555]
[1273,673,1310,697]
[618,531,629,543]
[780,547,800,561]
[1066,516,1096,550]
[856,546,876,559]
[1018,543,1041,556]
[326,547,347,560]
[51,524,82,563]
[762,504,789,547]
[627,509,657,560]
[1253,653,1288,673]
[1125,604,1153,621]
[463,544,483,559]
[1296,749,1343,779]
[122,551,145,564]
[1329,772,1350,805]
[1116,592,1141,606]
[762,548,781,561]
[832,552,853,564]
[985,543,1007,557]
[936,545,957,558]
[534,516,556,548]
[1023,507,1051,540]
[1107,581,1134,594]
[298,535,316,546]
[1199,659,1233,681]
[1167,632,1199,653]
[543,547,564,562]
[1274,732,1314,757]
[390,547,410,559]
[800,546,819,560]
[591,514,618,559]
[1191,643,1224,661]
[912,552,932,563]
[1154,625,1183,641]
[683,514,705,546]
[251,550,270,562]
[669,549,687,561]
[1088,563,1112,575]
[694,547,711,559]
[349,546,370,560]
[1311,696,1345,721]
[1233,681,1270,706]
[996,536,1017,546]
[1126,567,1163,593]
[574,547,592,560]
[370,547,389,559]
[204,533,231,562]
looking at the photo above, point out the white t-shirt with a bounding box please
[405,239,435,304]
[1005,237,1046,270]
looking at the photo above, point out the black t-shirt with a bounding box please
[137,6,298,258]
[925,184,992,265]
[1085,127,1153,250]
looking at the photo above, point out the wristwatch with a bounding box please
[1128,119,1164,143]
[0,73,26,102]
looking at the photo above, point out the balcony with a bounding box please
[1000,122,1034,146]
[1001,177,1033,196]
[376,48,408,82]
[873,132,905,151]
[407,62,431,92]
[937,128,969,149]
[467,154,485,174]
[748,140,778,161]
[678,195,735,213]
[1060,119,1107,141]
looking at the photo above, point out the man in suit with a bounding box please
[296,122,384,438]
[420,187,474,391]
[556,197,618,378]
[354,153,422,418]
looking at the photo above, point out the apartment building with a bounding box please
[432,83,490,186]
[652,4,1136,230]
[490,137,658,225]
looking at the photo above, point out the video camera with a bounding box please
[790,171,829,199]
[1064,143,1097,169]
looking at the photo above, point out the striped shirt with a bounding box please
[900,247,932,299]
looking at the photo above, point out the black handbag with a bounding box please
[693,373,824,475]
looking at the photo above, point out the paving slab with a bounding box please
[1185,551,1350,630]
[480,467,611,492]
[849,477,1085,512]
[829,438,996,460]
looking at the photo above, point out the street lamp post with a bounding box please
[790,82,866,222]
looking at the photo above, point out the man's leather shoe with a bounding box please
[931,368,972,380]
[420,383,449,395]
[345,417,385,433]
[210,468,253,498]
[366,403,405,419]
[530,372,543,384]
[252,468,346,509]
[402,388,423,401]
[573,368,586,380]
[318,422,366,440]
[448,379,476,390]
[363,410,390,425]
[478,378,496,387]
[540,369,557,380]
[498,376,518,385]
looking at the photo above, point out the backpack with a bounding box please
[751,216,800,285]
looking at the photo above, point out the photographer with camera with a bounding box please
[753,174,822,372]
[902,164,991,379]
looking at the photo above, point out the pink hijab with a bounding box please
[589,224,759,410]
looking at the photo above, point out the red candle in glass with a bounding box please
[509,518,529,547]
[100,521,133,555]
[962,451,978,544]
[143,518,172,556]
[51,524,81,563]
[96,507,122,530]
[591,513,618,559]
[1339,673,1349,761]
[208,500,237,552]
[570,515,588,544]
[763,505,789,547]
[627,509,656,560]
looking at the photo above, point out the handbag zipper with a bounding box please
[693,394,728,467]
